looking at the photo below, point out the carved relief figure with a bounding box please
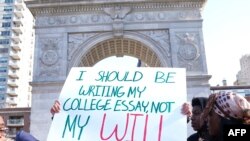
[68,33,97,61]
[176,33,200,61]
[140,30,171,57]
[176,32,201,71]
[104,6,132,20]
[104,6,132,37]
[39,38,61,78]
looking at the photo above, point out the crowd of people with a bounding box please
[182,91,250,141]
[50,91,250,141]
[1,91,249,141]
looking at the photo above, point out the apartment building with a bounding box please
[236,54,250,85]
[0,0,34,108]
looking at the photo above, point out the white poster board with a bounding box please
[47,67,187,141]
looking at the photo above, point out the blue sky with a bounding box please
[95,0,250,86]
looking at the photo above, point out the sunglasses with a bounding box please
[0,127,8,135]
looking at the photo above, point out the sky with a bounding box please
[202,0,250,86]
[95,0,250,86]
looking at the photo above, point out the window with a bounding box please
[0,85,5,92]
[9,116,24,125]
[0,57,8,64]
[0,94,5,100]
[0,48,8,53]
[1,31,10,36]
[5,0,13,3]
[0,67,7,73]
[0,39,9,45]
[2,22,11,27]
[0,77,6,82]
[3,6,12,12]
[2,14,12,20]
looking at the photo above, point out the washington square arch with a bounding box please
[25,0,211,140]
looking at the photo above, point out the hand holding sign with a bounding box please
[50,100,60,116]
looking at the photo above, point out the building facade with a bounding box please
[0,0,34,108]
[236,54,250,85]
[0,107,31,139]
[26,0,210,140]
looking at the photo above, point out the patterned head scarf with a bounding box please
[201,91,250,124]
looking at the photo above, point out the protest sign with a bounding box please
[47,67,187,141]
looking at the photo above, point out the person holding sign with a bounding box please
[182,97,209,141]
[201,92,250,141]
[187,97,209,141]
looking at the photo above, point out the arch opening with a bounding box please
[77,38,162,67]
[94,55,139,68]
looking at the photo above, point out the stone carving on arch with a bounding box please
[35,9,200,27]
[138,30,171,57]
[176,32,203,71]
[67,31,170,72]
[68,33,98,61]
[38,38,62,80]
[104,6,132,37]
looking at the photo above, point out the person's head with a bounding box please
[190,97,208,131]
[202,92,250,139]
[0,116,7,141]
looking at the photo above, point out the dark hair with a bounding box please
[192,97,208,110]
[190,97,210,140]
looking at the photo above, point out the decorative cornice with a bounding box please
[30,81,65,94]
[26,0,206,5]
[26,1,207,16]
[30,81,65,87]
[35,10,201,27]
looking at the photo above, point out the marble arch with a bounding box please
[26,0,210,140]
